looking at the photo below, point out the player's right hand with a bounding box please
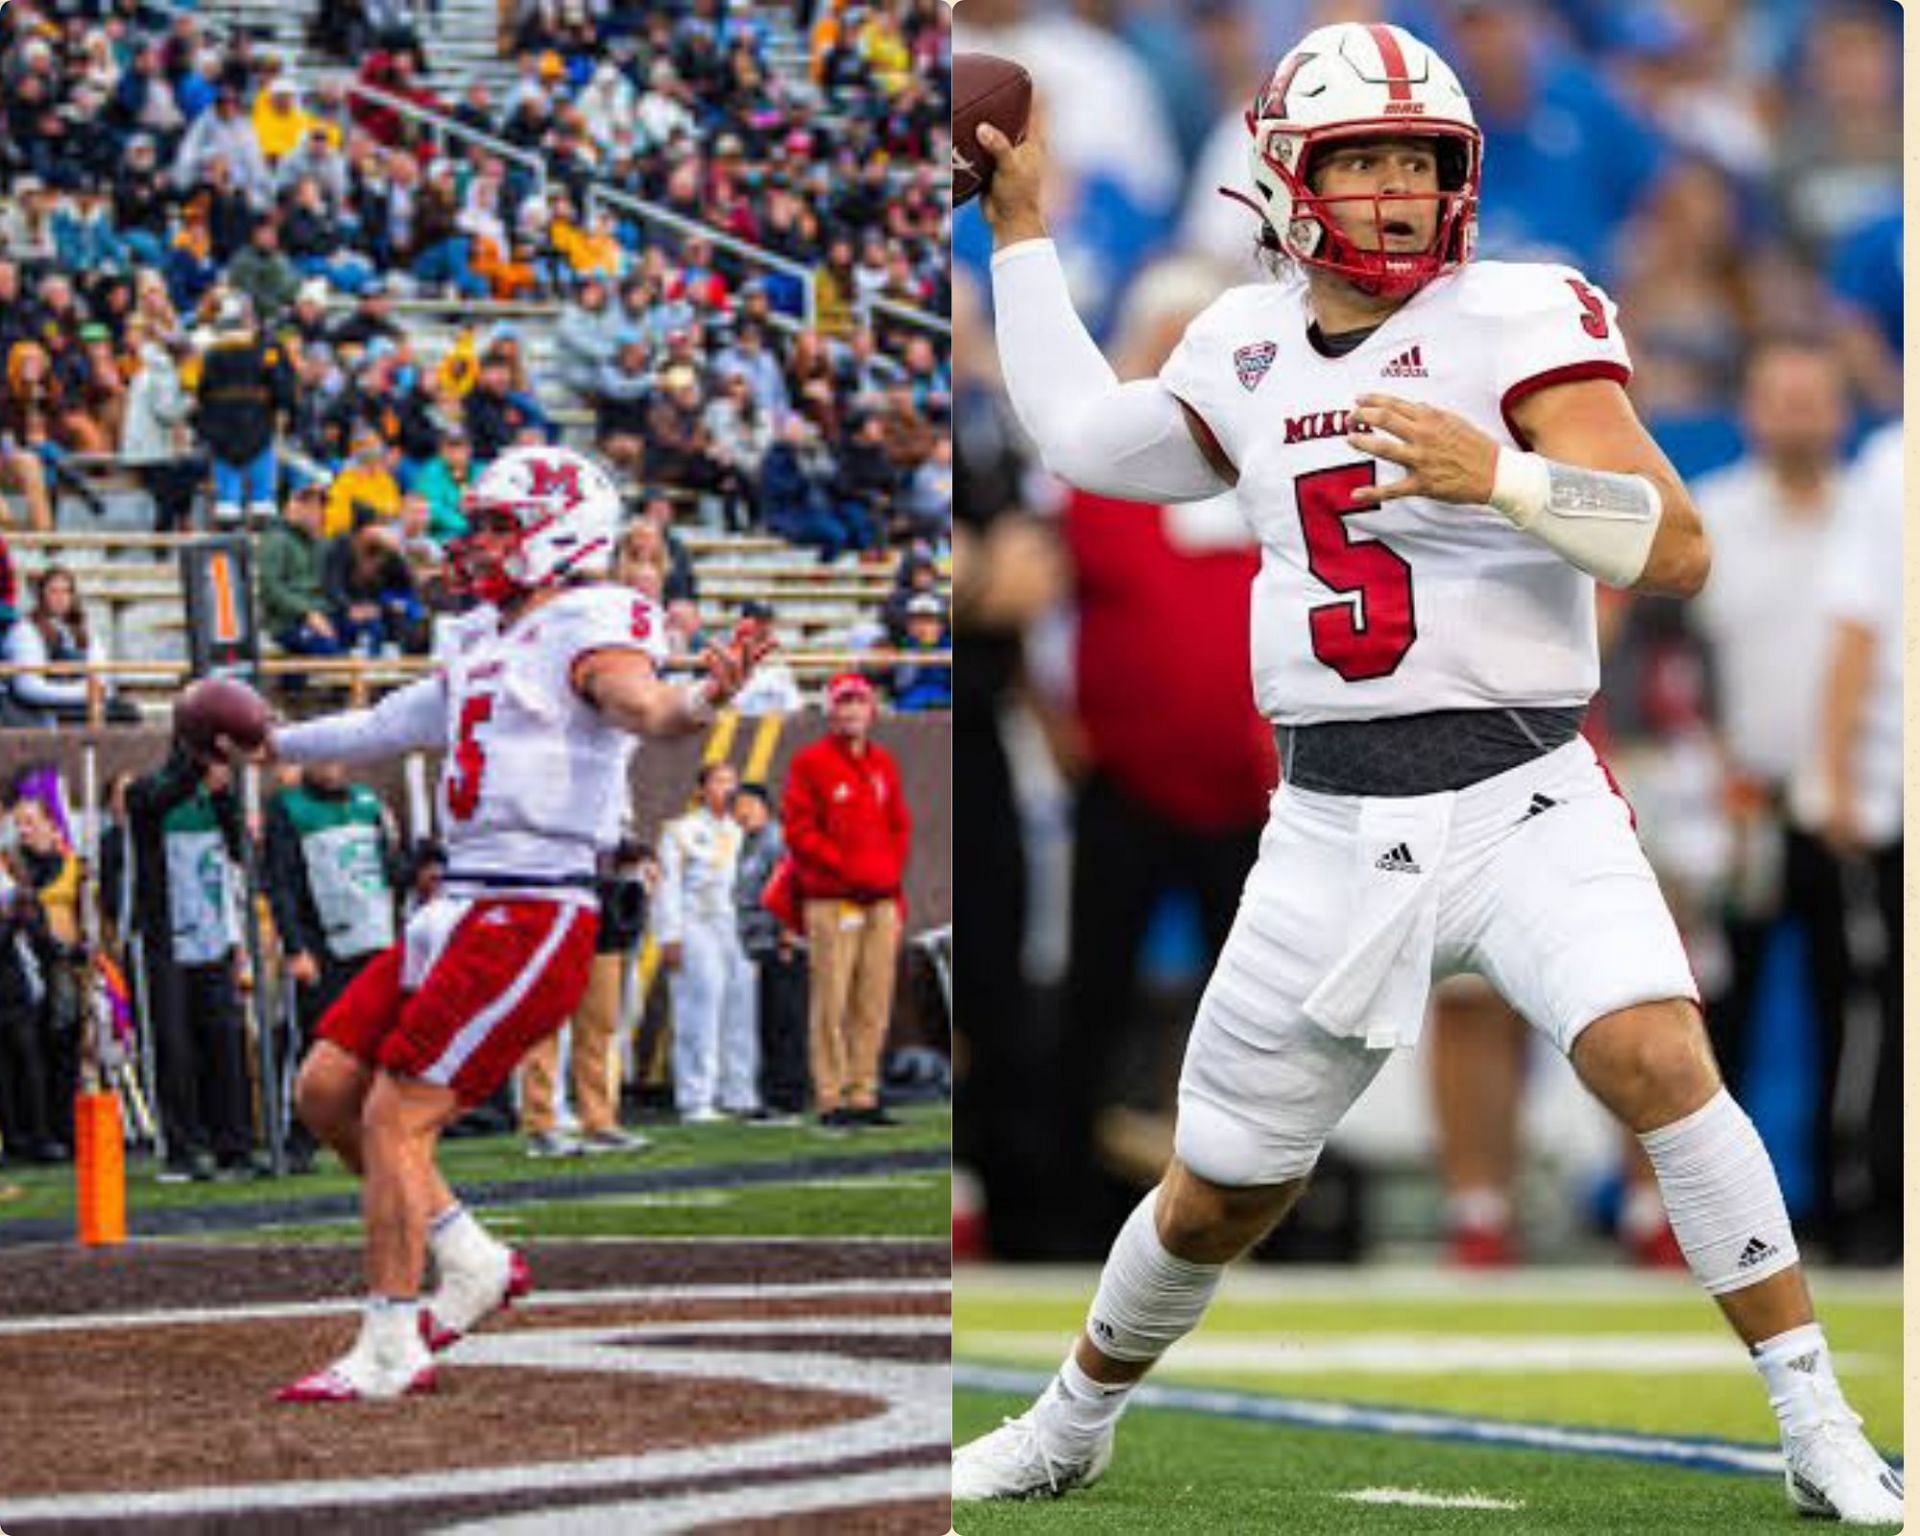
[975,123,1047,246]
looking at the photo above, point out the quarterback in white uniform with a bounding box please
[256,446,772,1403]
[955,21,1900,1524]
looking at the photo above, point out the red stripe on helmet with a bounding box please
[1366,24,1414,102]
[1263,49,1312,117]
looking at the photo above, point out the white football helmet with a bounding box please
[451,445,621,602]
[1236,22,1481,299]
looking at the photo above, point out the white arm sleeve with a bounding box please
[991,239,1229,504]
[274,675,448,765]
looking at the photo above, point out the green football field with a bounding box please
[0,1103,951,1242]
[954,1265,1903,1532]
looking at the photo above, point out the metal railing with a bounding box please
[339,78,548,198]
[583,183,818,330]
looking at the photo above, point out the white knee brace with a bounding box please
[1640,1089,1799,1295]
[1086,1189,1226,1363]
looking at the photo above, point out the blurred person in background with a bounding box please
[521,834,652,1157]
[1788,421,1902,1265]
[950,264,1063,1255]
[120,324,202,534]
[5,566,138,725]
[783,671,911,1129]
[127,740,257,1183]
[734,782,810,1125]
[655,762,759,1125]
[265,761,402,1173]
[888,593,951,711]
[1688,338,1852,1135]
[325,507,427,657]
[260,482,346,659]
[196,291,294,527]
[1045,255,1276,1251]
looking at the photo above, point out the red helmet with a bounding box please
[1235,23,1482,300]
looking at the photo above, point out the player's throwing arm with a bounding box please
[974,124,1235,505]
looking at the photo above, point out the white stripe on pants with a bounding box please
[670,922,760,1114]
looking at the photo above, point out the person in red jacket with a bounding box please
[782,672,912,1128]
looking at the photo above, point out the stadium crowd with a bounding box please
[0,0,953,626]
[953,0,1902,1268]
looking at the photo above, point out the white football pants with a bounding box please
[670,922,760,1115]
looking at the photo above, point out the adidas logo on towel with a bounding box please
[1786,1352,1821,1375]
[1736,1236,1779,1270]
[1381,344,1428,379]
[1374,843,1422,874]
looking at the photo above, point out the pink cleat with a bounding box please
[421,1248,531,1352]
[276,1352,438,1404]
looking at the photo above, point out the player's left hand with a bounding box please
[698,618,779,706]
[1345,394,1502,508]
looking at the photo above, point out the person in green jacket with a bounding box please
[264,762,401,1173]
[257,482,343,655]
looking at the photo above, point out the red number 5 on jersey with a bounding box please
[1296,463,1416,683]
[447,692,496,821]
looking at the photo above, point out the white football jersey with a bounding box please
[435,583,668,877]
[1161,260,1632,724]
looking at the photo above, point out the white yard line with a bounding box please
[1339,1487,1524,1510]
[433,1465,952,1534]
[960,1331,1883,1377]
[0,1277,950,1338]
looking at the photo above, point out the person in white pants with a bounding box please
[655,762,760,1122]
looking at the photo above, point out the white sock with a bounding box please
[1752,1323,1850,1436]
[1448,1187,1510,1233]
[361,1295,423,1363]
[428,1202,505,1279]
[1043,1355,1136,1446]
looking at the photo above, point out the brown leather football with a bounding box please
[174,676,270,759]
[953,52,1032,208]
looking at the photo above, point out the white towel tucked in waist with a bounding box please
[1302,792,1454,1051]
[401,894,475,991]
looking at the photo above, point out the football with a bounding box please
[173,676,270,759]
[953,52,1032,208]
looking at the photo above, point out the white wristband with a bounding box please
[1486,447,1660,588]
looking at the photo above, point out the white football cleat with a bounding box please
[276,1346,437,1404]
[952,1410,1114,1501]
[1783,1414,1905,1524]
[421,1247,531,1353]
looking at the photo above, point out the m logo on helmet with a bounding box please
[527,458,584,506]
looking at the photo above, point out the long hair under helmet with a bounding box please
[448,444,622,605]
[1233,22,1482,301]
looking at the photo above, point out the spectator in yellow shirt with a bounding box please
[253,77,337,164]
[326,427,403,538]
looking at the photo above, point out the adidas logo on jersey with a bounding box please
[1381,344,1428,378]
[1736,1236,1779,1269]
[1375,843,1421,874]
